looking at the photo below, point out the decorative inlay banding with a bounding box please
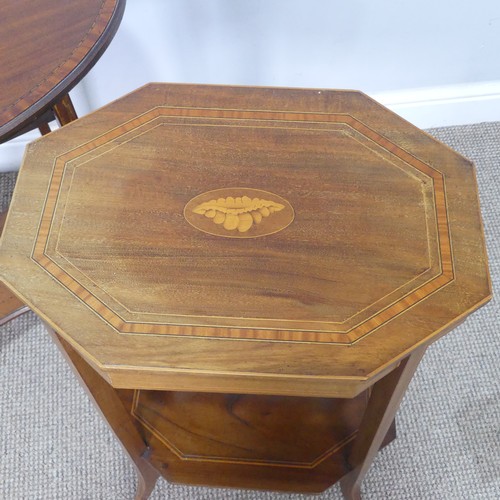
[31,106,454,343]
[184,188,294,238]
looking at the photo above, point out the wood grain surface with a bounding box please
[44,323,398,495]
[0,83,491,397]
[0,0,125,142]
[118,387,395,493]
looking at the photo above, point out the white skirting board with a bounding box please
[372,80,500,130]
[1,81,500,173]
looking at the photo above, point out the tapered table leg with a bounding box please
[45,326,160,499]
[38,122,52,135]
[340,347,426,499]
[52,94,78,125]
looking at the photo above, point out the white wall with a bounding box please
[2,0,500,171]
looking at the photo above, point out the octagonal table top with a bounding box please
[0,83,491,397]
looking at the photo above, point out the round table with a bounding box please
[0,0,125,324]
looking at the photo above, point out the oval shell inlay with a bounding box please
[184,188,294,238]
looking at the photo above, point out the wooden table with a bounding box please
[0,0,125,141]
[0,0,125,324]
[0,83,491,499]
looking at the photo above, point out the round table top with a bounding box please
[0,0,125,142]
[0,83,491,397]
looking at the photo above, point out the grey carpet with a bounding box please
[1,122,499,500]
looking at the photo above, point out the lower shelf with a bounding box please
[117,388,396,493]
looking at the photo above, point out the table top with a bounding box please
[0,83,491,397]
[0,0,125,142]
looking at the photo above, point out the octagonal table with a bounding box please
[0,83,491,499]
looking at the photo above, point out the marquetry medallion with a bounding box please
[184,188,294,238]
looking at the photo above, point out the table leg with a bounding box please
[340,347,426,499]
[52,94,78,125]
[38,122,51,135]
[44,325,160,499]
[40,93,77,137]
